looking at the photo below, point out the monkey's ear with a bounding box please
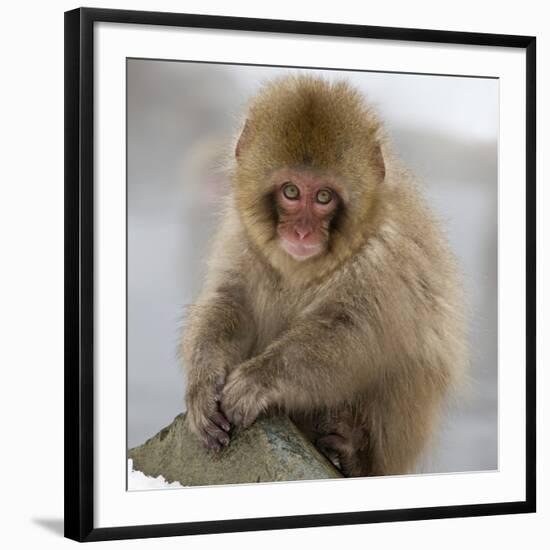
[372,143,386,183]
[235,120,251,161]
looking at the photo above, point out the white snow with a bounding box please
[127,459,183,490]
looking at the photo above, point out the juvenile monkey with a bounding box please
[181,76,467,476]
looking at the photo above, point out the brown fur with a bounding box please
[181,75,468,476]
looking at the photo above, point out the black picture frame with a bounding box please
[64,7,536,543]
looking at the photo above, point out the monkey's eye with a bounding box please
[316,189,333,205]
[282,183,300,200]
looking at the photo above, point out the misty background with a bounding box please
[127,59,498,474]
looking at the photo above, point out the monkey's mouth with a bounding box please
[280,238,324,261]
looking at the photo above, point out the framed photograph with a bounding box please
[65,7,536,542]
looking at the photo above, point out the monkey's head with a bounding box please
[233,76,386,280]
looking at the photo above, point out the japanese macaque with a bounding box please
[181,75,467,477]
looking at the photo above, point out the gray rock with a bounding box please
[129,413,342,486]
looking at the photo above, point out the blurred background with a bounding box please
[127,59,498,474]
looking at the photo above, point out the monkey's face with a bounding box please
[274,172,340,261]
[233,77,386,279]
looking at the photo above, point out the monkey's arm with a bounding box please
[221,305,377,428]
[182,280,255,449]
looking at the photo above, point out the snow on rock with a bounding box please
[128,458,183,490]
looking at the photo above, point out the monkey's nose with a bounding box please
[295,227,311,240]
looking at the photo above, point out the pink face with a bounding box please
[275,173,339,261]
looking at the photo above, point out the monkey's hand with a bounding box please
[186,374,232,451]
[220,360,273,429]
[316,434,361,477]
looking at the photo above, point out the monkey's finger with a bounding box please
[204,434,222,451]
[210,410,231,432]
[220,403,243,427]
[224,402,256,429]
[316,434,348,455]
[204,421,231,447]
